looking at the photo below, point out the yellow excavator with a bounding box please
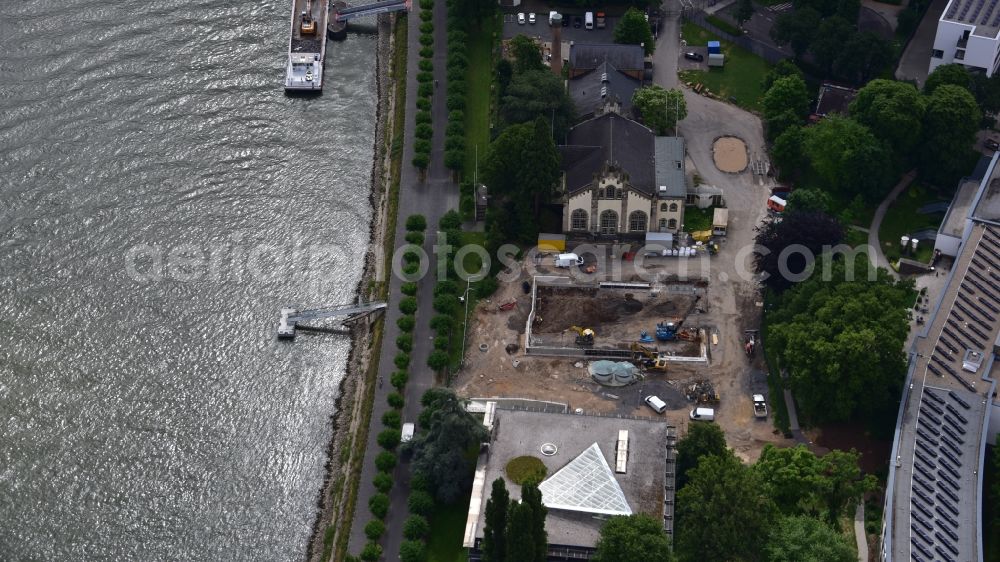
[630,342,668,373]
[570,325,595,347]
[300,0,317,35]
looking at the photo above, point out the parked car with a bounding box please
[645,395,667,414]
[689,407,715,421]
[683,52,704,62]
[517,12,525,25]
[986,138,1000,151]
[573,15,582,28]
[528,12,536,24]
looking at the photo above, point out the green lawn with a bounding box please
[683,206,714,232]
[448,231,487,372]
[678,23,771,112]
[877,183,948,264]
[426,501,470,562]
[462,15,499,181]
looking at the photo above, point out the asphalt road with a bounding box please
[895,0,949,86]
[346,1,460,558]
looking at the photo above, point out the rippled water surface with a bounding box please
[0,1,376,559]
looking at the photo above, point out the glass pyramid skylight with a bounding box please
[537,443,632,516]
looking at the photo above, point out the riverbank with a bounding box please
[306,13,406,562]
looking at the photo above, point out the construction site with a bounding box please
[453,250,788,462]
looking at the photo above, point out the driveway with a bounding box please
[895,0,949,86]
[346,1,460,559]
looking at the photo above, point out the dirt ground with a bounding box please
[713,136,748,173]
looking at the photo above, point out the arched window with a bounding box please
[600,210,618,234]
[659,218,668,231]
[669,202,678,212]
[667,218,678,230]
[628,211,647,232]
[660,203,668,212]
[571,209,588,230]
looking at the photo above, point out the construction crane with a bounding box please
[277,301,386,340]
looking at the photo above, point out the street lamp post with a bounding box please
[459,278,472,369]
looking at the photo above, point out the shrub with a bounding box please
[505,455,548,485]
[369,492,390,518]
[397,314,415,332]
[360,542,382,562]
[446,121,465,137]
[396,333,414,352]
[415,123,433,139]
[400,282,418,297]
[373,471,394,494]
[420,22,434,34]
[403,515,430,540]
[477,276,499,298]
[419,33,433,47]
[447,51,468,69]
[444,149,464,171]
[398,297,418,315]
[402,262,420,275]
[417,71,434,83]
[394,352,411,369]
[407,490,434,515]
[405,231,425,245]
[414,138,432,154]
[420,9,433,22]
[375,451,398,472]
[412,152,429,170]
[435,279,458,296]
[403,250,421,264]
[448,30,467,44]
[430,314,453,331]
[364,519,386,540]
[433,335,450,351]
[418,82,433,97]
[416,96,432,110]
[387,392,405,409]
[415,109,432,124]
[392,370,410,388]
[399,540,426,562]
[447,80,467,98]
[419,0,432,9]
[445,135,464,151]
[378,428,401,450]
[433,294,458,315]
[406,215,427,231]
[427,349,450,371]
[382,409,402,429]
[447,65,465,83]
[446,93,465,111]
[448,109,464,124]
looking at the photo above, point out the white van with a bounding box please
[585,11,594,29]
[401,423,415,443]
[689,407,715,421]
[644,395,667,414]
[555,253,584,267]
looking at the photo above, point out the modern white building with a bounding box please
[929,0,1000,77]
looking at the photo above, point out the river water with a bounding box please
[0,1,376,559]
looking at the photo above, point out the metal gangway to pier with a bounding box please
[277,301,386,339]
[332,0,410,22]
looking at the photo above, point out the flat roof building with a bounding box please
[929,0,1000,77]
[463,406,676,561]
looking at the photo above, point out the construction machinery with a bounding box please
[744,330,758,357]
[629,342,668,373]
[300,0,317,34]
[685,380,720,404]
[656,322,678,341]
[277,301,386,340]
[753,394,768,418]
[570,325,595,347]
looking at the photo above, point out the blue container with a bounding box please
[707,40,721,54]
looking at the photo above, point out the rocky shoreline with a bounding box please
[305,13,397,562]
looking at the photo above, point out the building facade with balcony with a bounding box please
[929,0,1000,77]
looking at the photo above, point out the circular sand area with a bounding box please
[713,136,748,173]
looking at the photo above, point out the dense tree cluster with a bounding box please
[408,388,488,503]
[613,8,655,54]
[592,514,674,562]
[765,256,913,426]
[673,428,868,562]
[480,479,547,562]
[631,85,687,134]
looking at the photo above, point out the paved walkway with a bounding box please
[346,2,459,558]
[895,0,948,86]
[855,502,869,562]
[867,171,916,277]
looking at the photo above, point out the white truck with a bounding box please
[752,394,768,418]
[555,253,584,268]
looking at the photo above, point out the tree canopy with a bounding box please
[675,451,776,562]
[785,188,831,214]
[613,8,655,54]
[409,388,488,503]
[734,0,754,25]
[764,516,856,562]
[592,514,674,562]
[753,209,845,292]
[766,256,913,426]
[482,478,509,562]
[500,69,575,138]
[924,63,971,95]
[849,79,926,162]
[675,421,727,491]
[503,483,547,562]
[919,84,981,186]
[508,35,545,75]
[631,85,687,135]
[802,115,892,203]
[762,75,810,141]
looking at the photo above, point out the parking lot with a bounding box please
[501,10,618,43]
